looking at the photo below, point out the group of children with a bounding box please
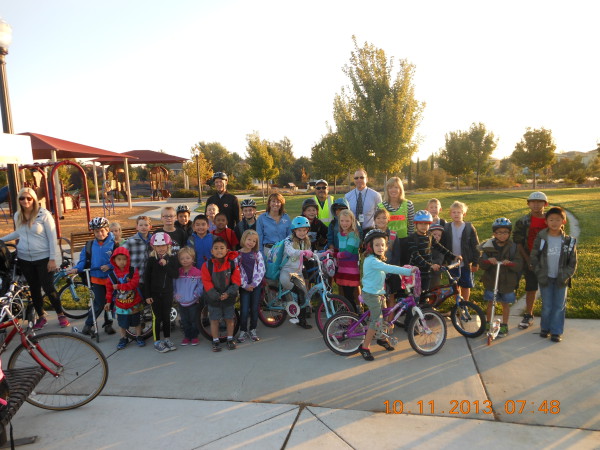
[66,189,577,359]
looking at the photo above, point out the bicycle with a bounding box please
[323,271,447,356]
[0,282,109,410]
[259,253,353,330]
[419,262,486,338]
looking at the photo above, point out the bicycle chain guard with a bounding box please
[285,301,300,318]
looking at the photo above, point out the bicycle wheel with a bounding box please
[7,331,109,410]
[125,303,153,340]
[323,312,365,356]
[198,304,240,342]
[258,287,287,328]
[451,300,486,338]
[407,309,447,356]
[315,294,354,334]
[57,282,93,319]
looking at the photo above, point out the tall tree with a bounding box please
[333,36,424,178]
[437,131,473,189]
[187,145,213,198]
[246,132,279,201]
[196,141,237,177]
[467,122,497,190]
[511,128,556,189]
[311,131,350,194]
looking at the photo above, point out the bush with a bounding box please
[171,189,198,198]
[478,176,513,189]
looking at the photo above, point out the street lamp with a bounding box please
[0,17,20,214]
[195,149,202,204]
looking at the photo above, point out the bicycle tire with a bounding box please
[57,282,93,319]
[407,309,447,356]
[323,312,366,356]
[125,303,154,340]
[258,287,287,328]
[7,331,109,410]
[198,304,240,342]
[315,294,354,334]
[451,300,486,338]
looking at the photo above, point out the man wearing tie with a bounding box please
[345,169,382,234]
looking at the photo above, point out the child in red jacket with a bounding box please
[212,212,239,250]
[200,237,241,352]
[105,247,145,350]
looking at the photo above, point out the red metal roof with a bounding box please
[92,149,188,164]
[19,132,135,160]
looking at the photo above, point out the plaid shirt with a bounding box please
[122,232,152,284]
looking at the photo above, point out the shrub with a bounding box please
[171,189,198,198]
[478,176,513,189]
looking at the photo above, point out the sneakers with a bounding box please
[33,316,47,330]
[117,337,128,350]
[227,339,237,350]
[249,329,260,342]
[164,339,177,351]
[297,320,313,330]
[191,338,199,346]
[154,340,169,353]
[551,334,562,342]
[359,347,374,361]
[212,340,222,352]
[181,338,191,346]
[540,329,550,338]
[81,324,93,336]
[376,339,395,351]
[136,337,146,347]
[237,331,248,343]
[519,314,533,329]
[58,315,70,328]
[498,324,509,338]
[104,323,116,335]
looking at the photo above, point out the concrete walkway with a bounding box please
[10,315,600,449]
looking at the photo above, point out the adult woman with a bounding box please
[0,188,69,329]
[256,193,292,256]
[378,177,414,238]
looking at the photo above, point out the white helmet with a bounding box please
[150,232,172,247]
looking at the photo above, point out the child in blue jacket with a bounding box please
[174,247,203,346]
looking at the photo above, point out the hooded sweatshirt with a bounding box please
[200,250,241,307]
[105,247,142,312]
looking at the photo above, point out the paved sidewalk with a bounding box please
[9,315,600,448]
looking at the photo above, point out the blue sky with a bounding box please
[2,0,598,163]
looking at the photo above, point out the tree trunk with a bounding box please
[456,176,460,190]
[333,176,337,195]
[532,170,537,189]
[261,179,265,203]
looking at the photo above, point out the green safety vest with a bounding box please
[378,201,409,238]
[314,195,334,226]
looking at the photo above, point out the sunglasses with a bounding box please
[315,187,327,190]
[19,197,33,201]
[354,176,365,180]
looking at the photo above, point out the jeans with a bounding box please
[539,279,567,335]
[239,287,261,331]
[86,282,112,327]
[18,258,63,316]
[179,303,199,339]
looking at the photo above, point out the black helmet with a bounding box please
[213,171,228,181]
[240,198,257,208]
[176,204,191,214]
[302,198,319,212]
[363,229,388,247]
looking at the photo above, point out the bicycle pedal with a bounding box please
[289,318,299,324]
[71,326,79,333]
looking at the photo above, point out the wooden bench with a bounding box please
[0,367,46,446]
[60,225,162,263]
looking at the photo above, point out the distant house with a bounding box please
[555,149,597,166]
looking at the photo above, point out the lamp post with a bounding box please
[0,17,20,214]
[195,149,202,204]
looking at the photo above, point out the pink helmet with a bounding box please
[150,232,172,246]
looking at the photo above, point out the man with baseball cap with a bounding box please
[312,179,334,226]
[205,172,240,229]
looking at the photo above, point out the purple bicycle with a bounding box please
[322,272,447,356]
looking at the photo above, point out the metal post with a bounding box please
[124,157,132,209]
[92,162,99,203]
[0,49,19,213]
[196,151,202,204]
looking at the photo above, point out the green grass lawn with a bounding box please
[265,187,600,319]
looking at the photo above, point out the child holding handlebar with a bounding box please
[478,218,523,338]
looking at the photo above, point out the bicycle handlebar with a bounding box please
[480,259,516,267]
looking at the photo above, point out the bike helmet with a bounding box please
[492,217,512,231]
[240,198,257,208]
[89,217,109,230]
[212,171,228,181]
[291,216,310,230]
[302,198,319,212]
[150,232,173,247]
[363,229,389,248]
[414,210,433,223]
[176,204,191,214]
[429,224,444,233]
[527,191,548,204]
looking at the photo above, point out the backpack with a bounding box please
[84,239,117,270]
[107,267,140,304]
[264,238,289,281]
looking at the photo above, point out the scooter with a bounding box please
[486,260,515,346]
